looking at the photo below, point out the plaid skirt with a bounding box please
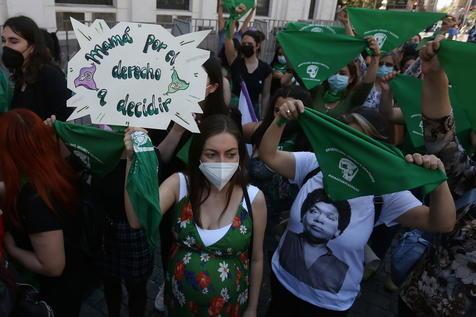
[100,216,153,281]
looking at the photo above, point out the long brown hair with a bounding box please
[187,114,248,227]
[4,16,52,85]
[0,109,79,228]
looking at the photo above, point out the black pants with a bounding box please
[103,275,148,317]
[267,272,349,317]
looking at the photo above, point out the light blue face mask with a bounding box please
[377,65,394,78]
[327,74,349,92]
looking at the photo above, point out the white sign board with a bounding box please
[66,19,210,133]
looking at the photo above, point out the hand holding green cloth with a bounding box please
[390,74,472,153]
[277,30,367,90]
[54,122,161,249]
[223,0,255,36]
[54,121,124,176]
[298,108,447,201]
[347,8,445,53]
[438,40,476,128]
[126,131,161,249]
[283,22,346,35]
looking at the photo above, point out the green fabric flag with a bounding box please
[438,40,476,129]
[177,137,192,165]
[347,8,445,53]
[223,0,255,36]
[390,74,472,153]
[277,30,367,90]
[54,121,124,176]
[126,131,161,249]
[283,22,346,35]
[0,70,12,113]
[54,122,161,248]
[298,108,446,200]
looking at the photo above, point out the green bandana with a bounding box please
[283,22,346,35]
[54,121,124,176]
[322,90,344,104]
[347,8,445,53]
[298,108,446,200]
[177,137,192,165]
[390,75,472,153]
[0,71,12,113]
[438,40,476,128]
[223,0,255,37]
[54,122,161,248]
[277,31,367,90]
[126,131,161,249]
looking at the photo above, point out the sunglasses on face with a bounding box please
[379,62,394,67]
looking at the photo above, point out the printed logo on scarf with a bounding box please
[326,148,375,193]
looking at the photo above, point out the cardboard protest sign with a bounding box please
[66,19,210,133]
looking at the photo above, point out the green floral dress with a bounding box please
[165,173,255,316]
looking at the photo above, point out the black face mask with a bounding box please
[2,46,24,70]
[240,45,254,58]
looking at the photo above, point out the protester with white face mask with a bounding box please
[311,36,381,119]
[124,115,267,317]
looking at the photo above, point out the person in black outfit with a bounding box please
[224,28,272,118]
[1,16,72,120]
[92,159,154,317]
[0,109,84,317]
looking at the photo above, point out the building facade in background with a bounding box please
[0,0,339,31]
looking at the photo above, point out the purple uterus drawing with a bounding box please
[74,64,98,90]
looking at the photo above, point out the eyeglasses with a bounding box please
[379,62,394,67]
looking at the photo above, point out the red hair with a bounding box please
[0,109,79,228]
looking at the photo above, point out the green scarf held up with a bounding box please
[277,31,367,90]
[54,121,124,176]
[298,108,446,201]
[126,131,161,249]
[223,0,255,38]
[54,122,161,249]
[438,40,476,129]
[283,22,346,35]
[347,8,445,53]
[390,74,472,153]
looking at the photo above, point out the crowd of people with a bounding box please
[0,2,475,317]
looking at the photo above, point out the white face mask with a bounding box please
[199,162,239,191]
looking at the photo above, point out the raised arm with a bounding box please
[123,128,179,229]
[258,98,304,180]
[378,72,404,124]
[157,123,186,163]
[397,153,455,233]
[260,74,272,119]
[419,38,451,118]
[218,0,225,31]
[224,22,238,66]
[337,8,354,37]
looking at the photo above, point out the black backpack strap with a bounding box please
[243,185,253,221]
[302,167,321,186]
[242,185,254,256]
[373,195,384,225]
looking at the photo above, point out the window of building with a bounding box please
[157,0,190,10]
[157,15,174,28]
[308,0,316,20]
[256,0,271,16]
[92,12,116,26]
[56,12,85,30]
[55,0,113,5]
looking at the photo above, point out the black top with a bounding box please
[230,56,272,105]
[9,183,83,290]
[11,64,72,121]
[91,160,128,220]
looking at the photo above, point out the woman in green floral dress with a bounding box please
[124,114,267,317]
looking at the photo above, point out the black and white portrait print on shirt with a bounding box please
[279,188,351,294]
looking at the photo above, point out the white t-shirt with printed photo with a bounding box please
[271,152,421,311]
